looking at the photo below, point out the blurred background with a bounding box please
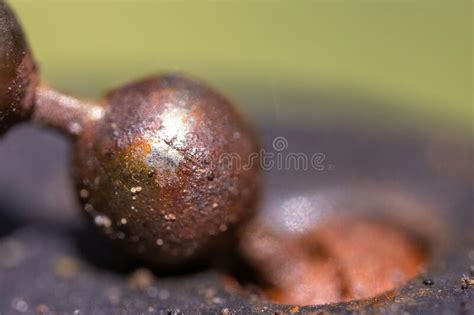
[10,0,472,136]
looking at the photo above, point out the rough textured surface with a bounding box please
[0,122,472,314]
[72,75,260,266]
[0,2,37,135]
[240,218,427,305]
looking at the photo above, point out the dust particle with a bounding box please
[158,289,170,300]
[106,286,121,305]
[423,279,434,286]
[94,215,112,228]
[221,308,232,315]
[11,298,28,312]
[131,186,143,194]
[54,256,79,280]
[84,203,94,212]
[68,122,82,135]
[205,288,216,299]
[206,171,215,181]
[290,306,300,313]
[128,268,155,291]
[35,304,50,314]
[0,238,24,268]
[79,189,89,199]
[146,286,159,298]
[164,213,177,221]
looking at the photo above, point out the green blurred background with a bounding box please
[10,0,472,135]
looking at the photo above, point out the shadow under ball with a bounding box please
[0,2,37,134]
[73,75,261,265]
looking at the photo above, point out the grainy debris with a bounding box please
[461,275,474,290]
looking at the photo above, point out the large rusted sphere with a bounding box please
[73,74,260,265]
[0,2,37,134]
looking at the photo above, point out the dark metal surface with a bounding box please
[0,120,472,314]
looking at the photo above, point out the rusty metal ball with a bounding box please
[73,74,260,265]
[0,2,37,135]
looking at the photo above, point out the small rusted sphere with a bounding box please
[0,2,37,134]
[73,74,260,265]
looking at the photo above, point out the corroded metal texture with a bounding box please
[72,74,261,266]
[240,214,427,305]
[0,2,37,135]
